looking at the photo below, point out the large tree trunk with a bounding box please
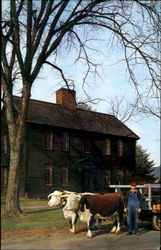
[5,148,22,216]
[3,80,31,217]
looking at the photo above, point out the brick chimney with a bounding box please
[56,88,76,110]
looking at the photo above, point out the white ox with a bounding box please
[48,190,78,233]
[48,190,97,234]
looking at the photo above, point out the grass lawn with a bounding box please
[1,198,48,207]
[1,199,76,239]
[1,199,113,239]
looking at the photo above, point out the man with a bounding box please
[124,182,142,235]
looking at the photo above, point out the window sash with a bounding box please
[45,167,54,186]
[118,140,124,156]
[117,170,124,183]
[61,168,68,186]
[105,139,111,156]
[45,130,54,150]
[104,170,111,186]
[84,139,92,153]
[61,133,69,152]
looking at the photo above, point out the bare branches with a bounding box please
[10,1,25,77]
[1,0,160,118]
[136,90,161,119]
[71,29,103,87]
[44,60,74,90]
[106,95,138,123]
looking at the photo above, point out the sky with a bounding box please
[5,0,159,168]
[13,56,160,168]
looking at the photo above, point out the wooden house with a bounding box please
[1,88,139,198]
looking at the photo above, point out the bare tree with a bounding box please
[105,95,138,123]
[1,0,160,216]
[135,90,161,119]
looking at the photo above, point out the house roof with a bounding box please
[13,96,139,139]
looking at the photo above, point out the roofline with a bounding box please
[13,95,140,140]
[26,120,139,140]
[12,95,126,119]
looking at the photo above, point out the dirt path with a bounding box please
[2,223,160,250]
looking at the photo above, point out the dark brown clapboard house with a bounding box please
[1,88,139,198]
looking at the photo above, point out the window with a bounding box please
[61,133,69,151]
[104,170,111,186]
[3,135,8,154]
[117,170,124,184]
[61,167,69,187]
[45,166,54,186]
[45,129,54,150]
[105,139,111,156]
[84,139,92,154]
[118,140,124,156]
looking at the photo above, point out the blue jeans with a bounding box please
[127,206,139,233]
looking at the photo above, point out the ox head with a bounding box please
[63,193,82,212]
[47,190,75,207]
[48,190,65,207]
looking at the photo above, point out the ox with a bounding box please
[64,192,124,237]
[48,190,78,233]
[48,191,97,234]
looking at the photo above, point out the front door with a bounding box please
[83,165,96,192]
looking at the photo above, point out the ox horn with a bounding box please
[63,190,71,194]
[47,193,54,199]
[60,194,70,198]
[65,194,82,199]
[63,190,75,194]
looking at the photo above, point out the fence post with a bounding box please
[148,184,152,210]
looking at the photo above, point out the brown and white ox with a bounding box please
[48,190,96,234]
[64,192,124,237]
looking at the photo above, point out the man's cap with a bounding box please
[130,181,137,186]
